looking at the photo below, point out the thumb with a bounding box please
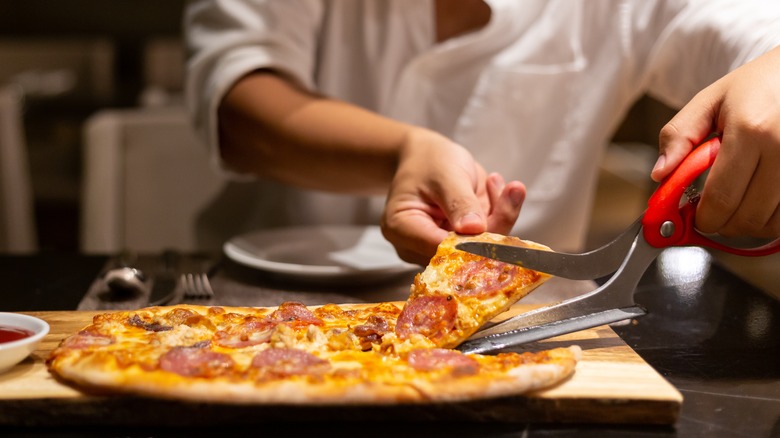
[438,174,487,235]
[653,88,722,182]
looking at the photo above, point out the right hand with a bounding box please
[381,129,526,265]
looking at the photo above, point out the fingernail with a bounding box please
[460,213,482,226]
[509,188,523,206]
[652,154,666,174]
[490,173,505,189]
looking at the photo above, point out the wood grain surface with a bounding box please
[0,307,682,426]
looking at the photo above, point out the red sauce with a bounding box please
[0,325,34,344]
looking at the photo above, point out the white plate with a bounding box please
[0,313,49,374]
[223,225,420,283]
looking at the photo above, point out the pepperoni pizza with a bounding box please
[47,232,580,404]
[396,232,553,348]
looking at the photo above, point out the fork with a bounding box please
[180,272,215,299]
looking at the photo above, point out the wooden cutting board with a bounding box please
[0,308,682,426]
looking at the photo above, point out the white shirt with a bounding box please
[185,0,780,252]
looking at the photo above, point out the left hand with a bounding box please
[652,46,780,238]
[381,129,525,265]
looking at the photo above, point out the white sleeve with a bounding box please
[183,0,323,175]
[634,0,780,109]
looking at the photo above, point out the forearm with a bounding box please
[218,70,414,195]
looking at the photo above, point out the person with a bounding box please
[184,0,780,266]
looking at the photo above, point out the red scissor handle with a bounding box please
[642,136,780,256]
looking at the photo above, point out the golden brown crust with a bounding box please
[50,361,579,405]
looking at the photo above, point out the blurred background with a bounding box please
[0,0,677,256]
[0,0,187,253]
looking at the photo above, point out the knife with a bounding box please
[148,250,179,306]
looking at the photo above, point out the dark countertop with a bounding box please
[1,249,779,437]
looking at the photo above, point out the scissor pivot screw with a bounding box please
[660,221,675,238]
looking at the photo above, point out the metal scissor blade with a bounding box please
[465,280,642,341]
[455,218,642,280]
[457,306,646,354]
[457,232,662,354]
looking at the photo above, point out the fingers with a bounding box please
[658,46,780,239]
[440,170,526,236]
[655,79,741,234]
[694,129,752,234]
[698,128,780,237]
[381,130,486,264]
[719,160,780,237]
[654,88,722,183]
[387,171,485,264]
[382,173,525,266]
[381,206,450,266]
[424,158,488,236]
[444,187,488,235]
[381,129,527,264]
[485,173,525,234]
[381,168,452,266]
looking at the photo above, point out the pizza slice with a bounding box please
[394,232,552,349]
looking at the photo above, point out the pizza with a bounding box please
[396,232,554,348]
[47,232,581,404]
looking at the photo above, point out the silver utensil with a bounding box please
[103,266,147,295]
[180,272,214,299]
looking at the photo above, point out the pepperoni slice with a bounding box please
[407,348,479,376]
[266,301,324,326]
[60,330,114,349]
[213,302,323,349]
[450,258,522,298]
[213,318,275,348]
[353,315,389,337]
[158,346,235,377]
[164,308,215,328]
[395,295,457,341]
[353,315,390,350]
[127,315,173,332]
[251,347,330,377]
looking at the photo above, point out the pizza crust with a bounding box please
[50,340,580,404]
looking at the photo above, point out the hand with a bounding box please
[381,129,525,265]
[652,46,780,238]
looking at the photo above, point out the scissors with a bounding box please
[456,137,780,354]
